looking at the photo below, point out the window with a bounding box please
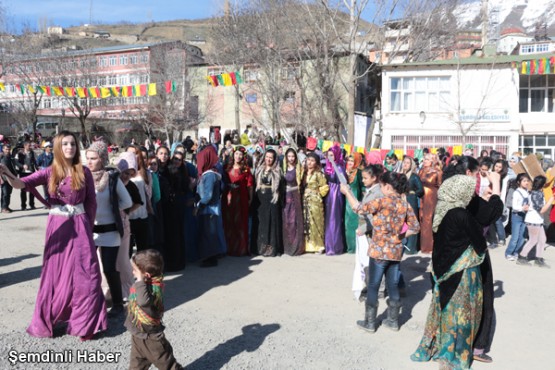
[245,93,257,103]
[390,76,450,112]
[281,66,299,80]
[537,44,549,53]
[521,45,535,54]
[119,55,128,65]
[519,75,555,113]
[140,75,149,84]
[99,57,108,67]
[130,55,138,64]
[284,91,296,103]
[244,69,259,82]
[109,56,117,66]
[108,75,117,85]
[140,54,149,64]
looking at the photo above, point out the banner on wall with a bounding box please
[354,114,370,149]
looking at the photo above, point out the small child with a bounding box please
[126,249,182,370]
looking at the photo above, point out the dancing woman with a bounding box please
[0,131,107,340]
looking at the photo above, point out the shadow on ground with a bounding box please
[163,257,263,312]
[184,323,280,370]
[396,255,431,326]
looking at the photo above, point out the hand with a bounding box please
[481,187,493,201]
[523,204,530,212]
[356,229,364,236]
[340,183,350,195]
[23,164,28,171]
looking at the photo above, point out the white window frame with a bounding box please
[130,55,138,64]
[519,74,555,113]
[109,56,117,66]
[119,55,128,65]
[99,57,108,67]
[390,76,451,113]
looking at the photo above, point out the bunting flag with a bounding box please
[77,87,87,98]
[0,80,174,98]
[110,86,121,97]
[53,86,63,96]
[322,140,332,152]
[206,71,242,88]
[343,144,352,155]
[147,83,156,96]
[165,80,176,93]
[222,73,232,86]
[519,57,555,75]
[100,87,111,99]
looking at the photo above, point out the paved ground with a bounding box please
[1,191,554,369]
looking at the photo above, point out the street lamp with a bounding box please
[419,111,426,126]
[59,109,65,133]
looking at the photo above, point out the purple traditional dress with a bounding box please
[324,145,346,255]
[22,167,107,338]
[282,167,304,255]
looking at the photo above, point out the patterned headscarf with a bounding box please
[432,175,477,233]
[86,141,109,167]
[116,151,138,173]
[324,144,344,176]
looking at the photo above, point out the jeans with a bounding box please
[495,216,506,242]
[506,212,526,256]
[97,246,123,305]
[1,181,12,209]
[367,257,400,306]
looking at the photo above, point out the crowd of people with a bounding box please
[1,129,554,369]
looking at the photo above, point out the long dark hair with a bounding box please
[532,175,547,191]
[361,164,384,182]
[442,155,479,182]
[512,173,532,190]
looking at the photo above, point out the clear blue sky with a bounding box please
[4,0,383,32]
[4,0,224,30]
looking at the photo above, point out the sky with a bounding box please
[3,0,224,30]
[3,0,388,32]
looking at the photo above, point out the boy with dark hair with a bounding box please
[126,249,182,370]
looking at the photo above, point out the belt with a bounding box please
[93,223,118,233]
[258,184,272,189]
[49,203,85,217]
[229,184,240,189]
[286,185,299,192]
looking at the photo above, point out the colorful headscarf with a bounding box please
[347,152,363,184]
[196,145,219,177]
[86,141,109,167]
[117,151,138,173]
[324,144,344,176]
[432,175,477,233]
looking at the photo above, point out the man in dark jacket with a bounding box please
[16,140,37,210]
[0,143,16,213]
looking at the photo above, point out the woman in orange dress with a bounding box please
[418,153,442,253]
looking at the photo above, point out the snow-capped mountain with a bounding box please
[454,0,555,34]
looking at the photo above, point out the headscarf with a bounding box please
[117,151,138,173]
[347,152,363,184]
[86,141,109,167]
[432,175,476,233]
[509,155,521,164]
[196,145,219,177]
[366,151,382,165]
[402,156,417,179]
[324,144,344,176]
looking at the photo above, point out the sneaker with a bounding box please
[516,255,531,265]
[505,255,516,261]
[489,243,498,249]
[534,258,550,268]
[498,240,506,247]
[1,208,12,214]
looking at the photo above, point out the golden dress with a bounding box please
[303,171,329,253]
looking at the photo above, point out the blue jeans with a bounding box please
[367,258,400,306]
[506,212,526,256]
[495,216,506,242]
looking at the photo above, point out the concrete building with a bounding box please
[378,53,555,157]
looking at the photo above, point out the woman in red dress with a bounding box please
[222,147,254,256]
[418,153,442,253]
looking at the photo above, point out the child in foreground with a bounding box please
[126,249,182,370]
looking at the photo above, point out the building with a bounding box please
[0,41,204,142]
[191,52,376,144]
[378,53,555,157]
[497,27,531,55]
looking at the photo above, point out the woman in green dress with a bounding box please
[344,152,363,253]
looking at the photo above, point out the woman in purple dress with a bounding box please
[282,148,304,255]
[0,131,107,341]
[324,144,346,255]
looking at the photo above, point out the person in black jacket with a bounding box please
[0,143,16,213]
[15,140,37,210]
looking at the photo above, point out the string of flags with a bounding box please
[0,80,178,98]
[311,137,466,162]
[206,71,243,87]
[515,56,555,75]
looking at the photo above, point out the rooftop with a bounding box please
[382,52,555,68]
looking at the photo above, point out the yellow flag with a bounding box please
[100,87,111,98]
[453,145,463,156]
[28,85,36,94]
[394,149,404,159]
[430,148,438,154]
[148,83,157,96]
[0,82,4,91]
[343,144,352,154]
[322,140,332,152]
[222,73,232,86]
[357,146,365,154]
[77,87,86,98]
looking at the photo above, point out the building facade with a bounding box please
[378,53,555,157]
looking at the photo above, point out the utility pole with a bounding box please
[347,0,356,145]
[481,0,488,47]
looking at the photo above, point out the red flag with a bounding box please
[140,84,147,96]
[407,149,414,158]
[229,72,237,85]
[380,149,389,160]
[210,75,219,87]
